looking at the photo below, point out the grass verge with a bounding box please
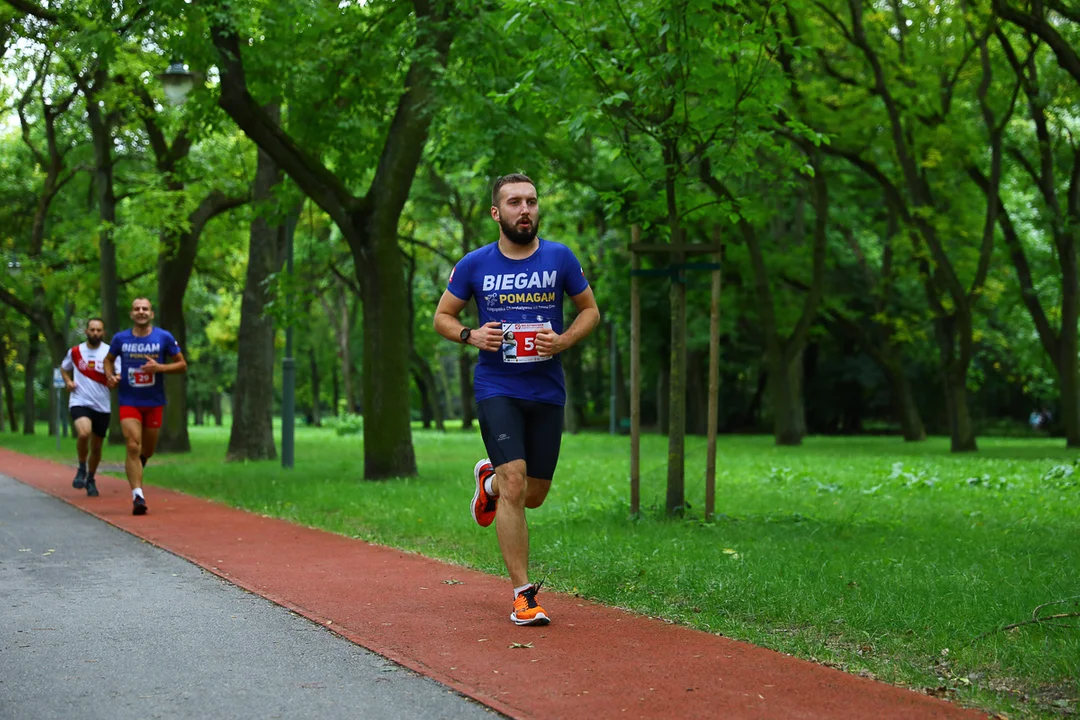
[4,425,1078,718]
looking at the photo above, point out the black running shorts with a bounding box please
[70,406,110,439]
[476,396,564,481]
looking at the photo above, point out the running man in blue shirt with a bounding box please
[104,298,187,515]
[434,174,600,625]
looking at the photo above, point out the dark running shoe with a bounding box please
[72,468,87,490]
[132,496,148,516]
[85,479,99,497]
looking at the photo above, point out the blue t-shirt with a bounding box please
[447,239,589,405]
[109,327,182,407]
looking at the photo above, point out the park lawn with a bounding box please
[3,425,1078,718]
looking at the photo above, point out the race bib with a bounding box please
[128,367,154,387]
[500,322,552,364]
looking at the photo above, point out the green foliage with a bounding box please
[325,411,364,437]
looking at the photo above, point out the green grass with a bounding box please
[4,424,1078,718]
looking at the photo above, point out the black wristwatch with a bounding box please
[459,327,472,344]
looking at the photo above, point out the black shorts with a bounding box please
[476,396,564,481]
[70,407,110,438]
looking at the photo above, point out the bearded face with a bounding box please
[498,213,540,245]
[493,182,539,245]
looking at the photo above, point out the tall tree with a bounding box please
[133,87,248,452]
[228,115,288,461]
[534,0,781,511]
[199,0,458,478]
[968,28,1080,447]
[803,0,1018,450]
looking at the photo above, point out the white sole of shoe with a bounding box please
[510,611,550,626]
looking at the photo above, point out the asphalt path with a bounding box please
[0,473,498,720]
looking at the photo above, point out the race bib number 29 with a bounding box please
[128,367,154,387]
[500,322,552,364]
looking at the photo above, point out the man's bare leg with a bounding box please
[88,435,104,476]
[73,418,91,465]
[493,459,530,588]
[140,426,160,465]
[71,417,92,488]
[120,418,144,490]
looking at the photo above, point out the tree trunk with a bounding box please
[458,350,475,429]
[22,330,38,434]
[827,312,926,442]
[355,231,417,479]
[415,370,432,429]
[1058,331,1080,447]
[156,296,191,453]
[769,347,806,446]
[930,309,977,452]
[212,392,223,426]
[228,138,286,462]
[657,360,670,434]
[942,368,977,452]
[332,362,340,416]
[0,353,4,432]
[410,350,445,432]
[155,224,193,454]
[212,7,451,480]
[154,193,245,453]
[667,260,688,516]
[47,376,57,437]
[435,355,454,421]
[84,81,120,342]
[686,348,707,436]
[323,292,355,415]
[309,346,322,427]
[883,357,926,441]
[0,333,14,432]
[701,156,828,447]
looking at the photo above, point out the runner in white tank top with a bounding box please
[59,318,119,496]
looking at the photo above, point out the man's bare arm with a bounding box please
[142,352,187,375]
[560,287,601,350]
[535,287,601,357]
[434,291,502,352]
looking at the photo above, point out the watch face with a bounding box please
[460,328,470,341]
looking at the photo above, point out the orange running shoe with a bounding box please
[511,582,550,626]
[471,458,498,527]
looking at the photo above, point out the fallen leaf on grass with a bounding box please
[509,642,534,649]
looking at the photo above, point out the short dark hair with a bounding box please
[492,174,535,206]
[86,317,105,328]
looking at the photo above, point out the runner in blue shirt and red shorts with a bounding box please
[435,174,601,626]
[105,298,187,515]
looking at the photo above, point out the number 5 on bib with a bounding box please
[500,322,552,364]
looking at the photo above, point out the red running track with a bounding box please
[0,448,988,720]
